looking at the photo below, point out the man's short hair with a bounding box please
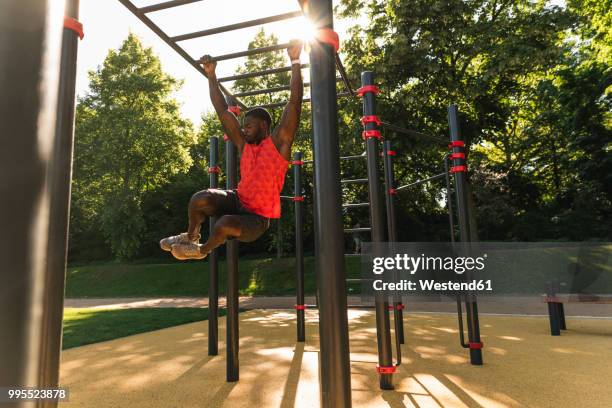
[245,107,272,128]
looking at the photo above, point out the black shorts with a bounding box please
[207,189,270,243]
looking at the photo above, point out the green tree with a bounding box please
[72,33,195,260]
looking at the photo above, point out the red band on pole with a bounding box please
[450,165,467,173]
[469,342,484,350]
[316,28,340,52]
[64,16,84,40]
[448,141,465,149]
[388,188,397,195]
[295,304,306,310]
[386,150,397,156]
[396,303,405,310]
[356,85,380,97]
[450,153,465,160]
[208,166,220,174]
[228,106,241,115]
[223,134,229,142]
[360,115,382,126]
[291,160,304,166]
[292,196,304,202]
[362,130,383,140]
[376,365,397,374]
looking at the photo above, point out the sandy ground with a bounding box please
[60,309,612,408]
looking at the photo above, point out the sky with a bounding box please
[76,0,357,127]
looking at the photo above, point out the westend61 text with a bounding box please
[373,279,493,292]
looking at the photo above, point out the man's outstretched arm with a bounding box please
[201,55,244,150]
[273,41,303,160]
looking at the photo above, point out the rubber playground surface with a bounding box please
[60,309,612,408]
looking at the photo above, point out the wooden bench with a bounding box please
[543,294,612,335]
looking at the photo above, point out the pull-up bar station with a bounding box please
[0,1,483,407]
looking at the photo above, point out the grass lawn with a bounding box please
[66,255,363,298]
[62,307,225,349]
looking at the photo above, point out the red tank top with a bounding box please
[237,136,288,219]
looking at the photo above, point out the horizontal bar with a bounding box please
[232,77,342,98]
[139,0,203,14]
[344,227,371,233]
[396,172,447,191]
[344,253,362,257]
[341,178,368,184]
[280,195,293,200]
[346,278,375,282]
[339,154,367,160]
[342,203,369,208]
[256,92,350,109]
[205,43,290,63]
[380,121,446,143]
[171,11,303,42]
[218,64,310,83]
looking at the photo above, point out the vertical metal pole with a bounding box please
[0,0,66,400]
[307,0,352,405]
[383,141,404,348]
[362,71,394,389]
[225,98,239,381]
[448,105,483,365]
[294,152,306,342]
[208,136,219,356]
[39,1,82,399]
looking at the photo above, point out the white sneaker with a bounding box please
[171,242,207,260]
[159,232,199,252]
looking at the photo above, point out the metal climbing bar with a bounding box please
[344,227,371,233]
[341,178,368,184]
[340,154,366,161]
[171,11,303,42]
[342,202,369,208]
[361,70,395,390]
[217,64,310,82]
[208,136,220,356]
[335,54,355,96]
[232,78,341,98]
[138,0,203,14]
[382,141,405,350]
[448,104,484,365]
[118,0,247,110]
[396,172,447,191]
[206,43,291,62]
[257,92,350,109]
[380,121,446,144]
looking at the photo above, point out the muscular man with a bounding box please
[160,41,304,260]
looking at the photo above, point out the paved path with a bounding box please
[64,296,612,317]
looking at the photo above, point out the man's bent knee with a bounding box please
[189,189,215,209]
[214,216,242,239]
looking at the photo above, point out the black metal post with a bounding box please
[294,152,306,342]
[225,98,240,381]
[383,141,405,346]
[448,105,483,365]
[39,0,82,394]
[208,136,220,355]
[0,0,66,396]
[308,0,352,405]
[361,71,394,389]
